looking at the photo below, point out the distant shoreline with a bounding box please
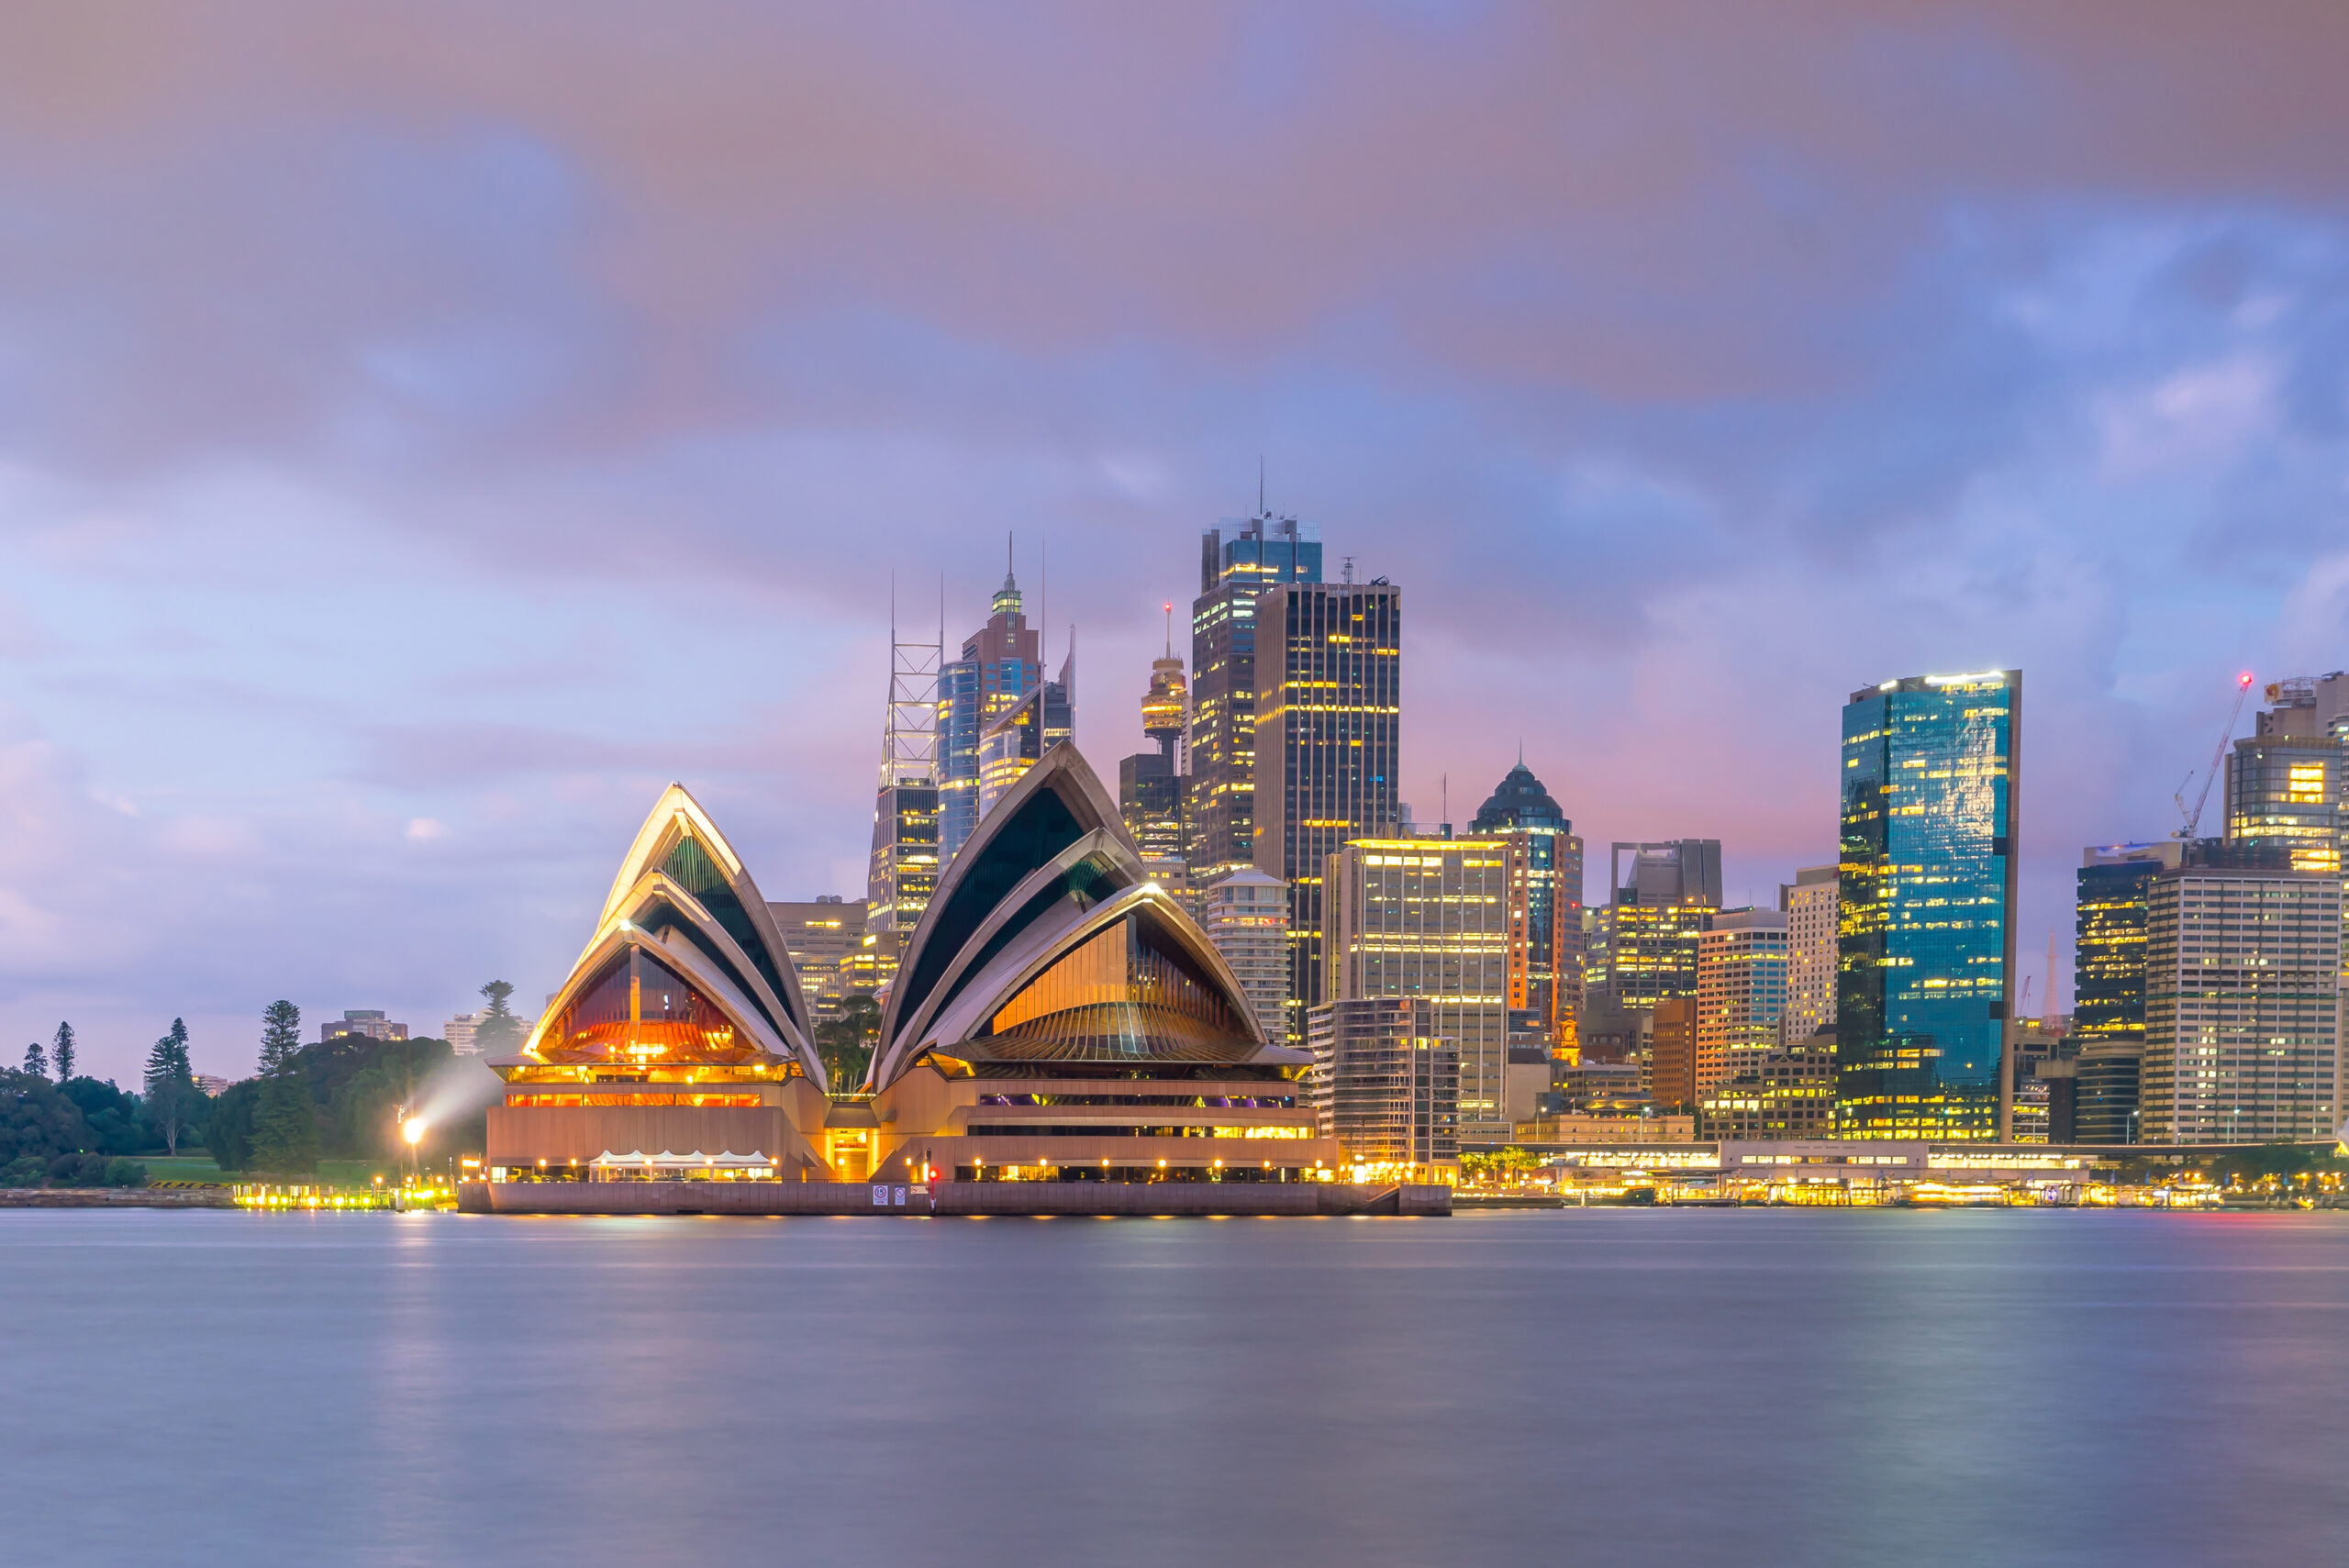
[0,1188,235,1209]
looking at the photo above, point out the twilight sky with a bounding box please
[5,2,2348,1082]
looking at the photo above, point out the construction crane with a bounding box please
[2174,671,2256,840]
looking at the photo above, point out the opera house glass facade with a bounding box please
[1836,672,2020,1140]
[485,748,1337,1185]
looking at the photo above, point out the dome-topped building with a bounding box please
[1465,758,1585,1056]
[1471,757,1569,835]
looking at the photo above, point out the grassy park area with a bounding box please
[145,1155,399,1188]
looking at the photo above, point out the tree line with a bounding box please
[6,981,521,1185]
[4,1022,170,1187]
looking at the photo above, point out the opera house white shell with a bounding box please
[484,746,1341,1187]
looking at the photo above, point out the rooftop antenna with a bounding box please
[1041,536,1049,667]
[1258,456,1266,517]
[1163,600,1174,659]
[1442,773,1450,839]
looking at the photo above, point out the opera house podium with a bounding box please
[469,746,1409,1216]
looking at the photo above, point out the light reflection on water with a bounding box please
[4,1209,2345,1567]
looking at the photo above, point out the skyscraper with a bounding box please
[939,554,1045,866]
[1199,867,1290,1044]
[1187,512,1322,888]
[2207,672,2349,881]
[1469,760,1586,1051]
[1119,628,1190,893]
[1582,840,1720,1017]
[1254,576,1402,1042]
[2225,700,2342,875]
[1836,671,2020,1140]
[1697,907,1788,1092]
[2074,842,2167,1145]
[974,652,1073,820]
[2141,862,2341,1142]
[2076,837,2295,1144]
[1778,864,1838,1044]
[1322,835,1515,1140]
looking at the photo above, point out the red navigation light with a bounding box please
[2239,671,2255,688]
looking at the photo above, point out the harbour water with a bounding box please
[4,1208,2344,1566]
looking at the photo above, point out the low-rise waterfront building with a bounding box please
[1306,997,1459,1177]
[1698,1032,1836,1140]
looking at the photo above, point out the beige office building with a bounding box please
[2140,864,2342,1143]
[1779,865,1838,1044]
[1323,836,1515,1142]
[1697,907,1788,1094]
[1200,867,1291,1046]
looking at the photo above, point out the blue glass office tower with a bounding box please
[1837,672,2021,1140]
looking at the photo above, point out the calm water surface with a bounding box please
[3,1208,2345,1567]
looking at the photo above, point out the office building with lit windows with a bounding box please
[1697,907,1788,1091]
[1469,761,1586,1051]
[940,561,1048,866]
[1254,576,1402,1041]
[1187,512,1322,887]
[2140,862,2341,1143]
[1306,997,1460,1174]
[1200,867,1290,1045]
[1583,840,1720,1017]
[1779,865,1838,1044]
[768,896,871,1023]
[1323,836,1515,1140]
[1836,671,2019,1140]
[1699,1031,1836,1140]
[2074,838,2293,1143]
[974,660,1074,820]
[2225,736,2341,874]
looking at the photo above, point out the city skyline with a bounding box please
[6,6,2349,1080]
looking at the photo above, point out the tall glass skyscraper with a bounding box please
[939,561,1044,868]
[1254,577,1401,1043]
[1836,671,2021,1140]
[1469,761,1586,1051]
[1187,513,1322,887]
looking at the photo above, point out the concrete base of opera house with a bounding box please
[457,1179,1451,1218]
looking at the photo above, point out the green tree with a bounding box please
[260,1000,302,1074]
[52,1021,74,1083]
[206,1079,260,1172]
[21,1040,47,1079]
[144,1018,200,1157]
[473,980,525,1055]
[815,993,882,1090]
[250,1074,318,1175]
[2,1067,93,1171]
[59,1078,148,1155]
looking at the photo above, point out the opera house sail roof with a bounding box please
[511,784,827,1089]
[870,743,1297,1089]
[484,750,1335,1195]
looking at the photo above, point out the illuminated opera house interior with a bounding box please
[484,747,1339,1184]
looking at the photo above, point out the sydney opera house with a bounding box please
[478,745,1348,1202]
